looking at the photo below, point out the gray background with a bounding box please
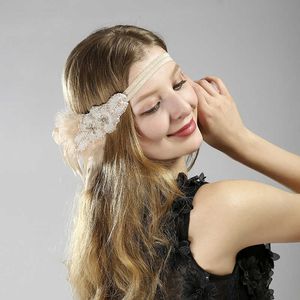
[1,0,299,299]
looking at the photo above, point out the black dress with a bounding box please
[159,172,280,300]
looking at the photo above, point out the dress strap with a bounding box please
[176,198,193,243]
[174,172,209,243]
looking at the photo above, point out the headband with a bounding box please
[52,52,175,179]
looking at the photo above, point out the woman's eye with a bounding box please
[144,101,161,115]
[174,79,187,91]
[143,80,187,115]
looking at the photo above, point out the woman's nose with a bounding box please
[168,94,192,120]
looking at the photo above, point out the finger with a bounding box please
[189,80,210,111]
[198,79,219,96]
[209,81,221,94]
[203,76,231,97]
[192,79,211,99]
[185,75,211,106]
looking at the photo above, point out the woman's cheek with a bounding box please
[181,72,198,105]
[185,85,198,107]
[138,118,169,140]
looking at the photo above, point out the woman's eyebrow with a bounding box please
[133,63,181,106]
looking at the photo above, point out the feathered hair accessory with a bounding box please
[52,52,174,182]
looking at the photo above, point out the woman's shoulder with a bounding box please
[189,179,262,253]
[187,179,260,275]
[190,178,239,213]
[173,174,283,277]
[188,180,242,267]
[192,177,248,201]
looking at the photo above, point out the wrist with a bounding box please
[226,127,256,160]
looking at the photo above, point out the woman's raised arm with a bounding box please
[188,75,300,193]
[225,128,300,193]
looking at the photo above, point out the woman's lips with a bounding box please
[168,118,196,137]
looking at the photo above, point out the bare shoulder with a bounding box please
[189,179,300,254]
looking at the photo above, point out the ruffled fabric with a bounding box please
[236,243,280,299]
[161,171,280,300]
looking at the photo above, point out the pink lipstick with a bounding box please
[169,118,196,137]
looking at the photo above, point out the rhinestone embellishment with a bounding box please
[74,93,128,152]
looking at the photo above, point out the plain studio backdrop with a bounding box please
[1,0,299,299]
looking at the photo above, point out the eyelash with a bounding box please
[143,79,187,115]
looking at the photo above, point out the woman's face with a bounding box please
[129,46,203,162]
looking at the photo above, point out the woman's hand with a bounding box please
[185,75,300,192]
[187,75,248,154]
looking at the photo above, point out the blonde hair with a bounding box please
[56,24,199,299]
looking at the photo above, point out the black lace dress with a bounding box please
[159,172,280,300]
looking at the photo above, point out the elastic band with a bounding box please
[124,52,174,101]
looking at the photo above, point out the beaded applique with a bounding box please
[74,93,128,151]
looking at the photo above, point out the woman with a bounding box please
[52,24,300,300]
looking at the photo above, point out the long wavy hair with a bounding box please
[57,24,199,300]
